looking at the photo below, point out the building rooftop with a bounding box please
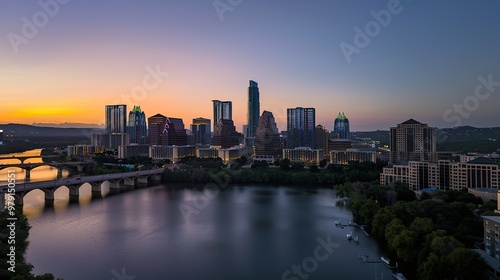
[483,216,500,223]
[400,119,422,125]
[468,157,500,165]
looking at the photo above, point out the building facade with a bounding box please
[287,107,315,149]
[148,114,188,146]
[380,158,500,191]
[212,100,232,132]
[191,117,211,145]
[283,147,324,166]
[212,119,243,148]
[247,80,260,139]
[333,112,350,139]
[254,111,281,162]
[149,145,196,162]
[315,125,329,157]
[330,149,377,165]
[390,119,436,163]
[483,216,500,260]
[105,104,127,134]
[91,133,129,150]
[127,105,147,144]
[67,145,103,158]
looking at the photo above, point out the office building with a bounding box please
[118,144,150,159]
[212,100,232,132]
[67,145,104,158]
[191,117,211,145]
[482,216,500,260]
[149,145,196,162]
[390,119,436,163]
[91,133,129,150]
[330,149,377,165]
[315,125,329,157]
[287,107,315,148]
[106,104,127,133]
[254,111,281,162]
[283,147,324,166]
[212,119,243,148]
[127,105,147,144]
[148,114,188,146]
[247,80,260,138]
[333,112,350,139]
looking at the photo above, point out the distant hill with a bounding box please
[351,126,500,153]
[31,122,104,129]
[0,123,104,137]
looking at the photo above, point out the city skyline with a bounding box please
[1,1,500,132]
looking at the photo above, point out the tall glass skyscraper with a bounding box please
[247,80,260,138]
[106,104,127,133]
[333,112,350,139]
[287,107,315,148]
[212,100,232,132]
[127,105,147,144]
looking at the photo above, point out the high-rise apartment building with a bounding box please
[254,111,281,161]
[333,112,350,139]
[191,117,211,145]
[287,107,315,148]
[127,105,147,144]
[212,100,232,132]
[390,119,436,163]
[247,80,260,138]
[106,104,127,133]
[148,114,187,146]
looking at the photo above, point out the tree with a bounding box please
[309,165,319,173]
[319,159,327,168]
[417,253,448,280]
[446,247,488,280]
[280,158,291,170]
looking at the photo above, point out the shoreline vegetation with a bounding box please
[334,182,491,280]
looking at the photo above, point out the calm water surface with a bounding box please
[3,150,398,280]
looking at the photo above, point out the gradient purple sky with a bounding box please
[1,0,499,131]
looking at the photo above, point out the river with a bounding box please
[3,150,398,280]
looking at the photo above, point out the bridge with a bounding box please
[0,168,164,206]
[0,154,61,164]
[0,162,88,180]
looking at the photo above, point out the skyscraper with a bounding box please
[212,100,232,132]
[106,104,127,133]
[333,112,350,139]
[287,107,315,148]
[390,119,436,163]
[191,117,211,145]
[254,111,281,161]
[315,125,329,156]
[247,80,260,138]
[148,114,188,146]
[127,105,147,144]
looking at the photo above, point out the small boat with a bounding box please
[335,220,340,226]
[348,220,352,225]
[347,232,352,240]
[353,235,359,244]
[391,272,407,280]
[381,256,390,266]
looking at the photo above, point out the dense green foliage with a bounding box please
[338,182,488,280]
[0,209,60,279]
[162,157,384,185]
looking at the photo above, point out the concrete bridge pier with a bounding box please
[138,176,148,185]
[14,193,24,206]
[25,168,31,181]
[68,185,79,203]
[109,180,122,189]
[42,189,55,206]
[57,168,63,179]
[124,177,136,186]
[151,174,162,181]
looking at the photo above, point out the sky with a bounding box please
[1,0,499,131]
